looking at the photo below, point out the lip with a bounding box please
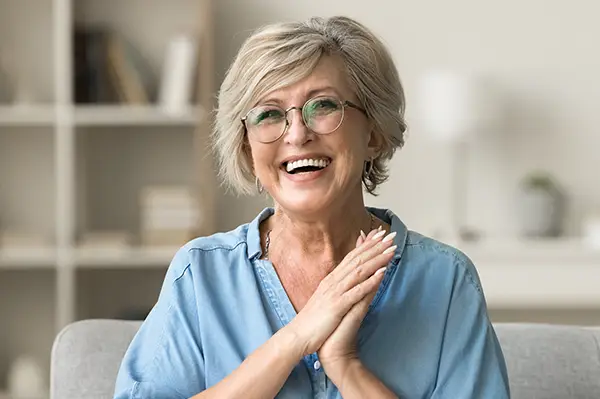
[281,163,330,182]
[280,153,332,166]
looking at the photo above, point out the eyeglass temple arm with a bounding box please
[345,101,367,115]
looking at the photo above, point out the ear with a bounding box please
[365,126,382,159]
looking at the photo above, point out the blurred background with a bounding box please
[0,0,599,396]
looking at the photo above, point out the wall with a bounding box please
[213,0,600,240]
[211,1,600,325]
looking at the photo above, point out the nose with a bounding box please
[283,108,313,146]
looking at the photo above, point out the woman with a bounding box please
[114,16,510,399]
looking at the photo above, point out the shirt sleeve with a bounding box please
[430,255,511,399]
[113,246,206,399]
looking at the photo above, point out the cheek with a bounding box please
[249,143,279,177]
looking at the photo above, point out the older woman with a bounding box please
[114,16,510,399]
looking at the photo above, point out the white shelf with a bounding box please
[458,238,600,265]
[0,247,56,269]
[479,262,600,309]
[75,246,178,268]
[0,105,55,126]
[73,105,206,126]
[455,238,600,308]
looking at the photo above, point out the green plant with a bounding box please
[522,172,557,192]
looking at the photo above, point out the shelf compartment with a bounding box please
[0,0,56,104]
[75,125,197,245]
[0,127,56,245]
[76,268,166,321]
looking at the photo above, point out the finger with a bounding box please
[342,266,387,308]
[334,231,396,281]
[345,288,377,322]
[337,229,393,272]
[365,228,380,240]
[356,231,365,247]
[337,246,395,293]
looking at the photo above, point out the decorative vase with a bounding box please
[518,186,563,238]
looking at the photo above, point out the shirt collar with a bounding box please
[246,207,274,260]
[246,206,408,262]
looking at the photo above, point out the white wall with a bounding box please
[213,0,600,240]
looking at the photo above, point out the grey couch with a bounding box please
[50,319,600,399]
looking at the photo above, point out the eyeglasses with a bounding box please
[241,96,367,144]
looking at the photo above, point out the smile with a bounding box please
[283,158,331,174]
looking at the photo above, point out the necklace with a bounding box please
[263,212,377,260]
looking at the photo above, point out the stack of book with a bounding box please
[140,186,200,247]
[73,26,200,110]
[74,26,154,104]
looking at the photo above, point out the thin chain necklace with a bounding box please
[263,213,377,260]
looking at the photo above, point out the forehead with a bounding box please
[260,55,353,102]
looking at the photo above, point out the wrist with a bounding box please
[324,357,362,389]
[275,325,308,361]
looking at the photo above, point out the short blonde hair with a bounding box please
[212,16,407,195]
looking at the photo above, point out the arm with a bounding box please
[115,231,394,399]
[327,359,397,399]
[430,256,510,399]
[190,327,303,399]
[113,247,304,399]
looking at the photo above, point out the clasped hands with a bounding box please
[286,227,397,385]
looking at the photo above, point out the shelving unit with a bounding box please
[0,0,215,392]
[457,239,600,308]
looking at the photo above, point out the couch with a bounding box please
[50,319,600,398]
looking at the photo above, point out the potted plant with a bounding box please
[518,171,564,238]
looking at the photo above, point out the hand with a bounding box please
[318,228,394,379]
[285,227,396,357]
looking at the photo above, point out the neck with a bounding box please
[268,193,375,265]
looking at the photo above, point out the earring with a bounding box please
[363,158,374,179]
[256,177,264,194]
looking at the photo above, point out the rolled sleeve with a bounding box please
[430,256,511,399]
[114,247,205,399]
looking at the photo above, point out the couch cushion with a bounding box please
[51,319,142,399]
[51,320,600,399]
[495,323,600,399]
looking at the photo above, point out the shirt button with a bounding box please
[314,360,321,370]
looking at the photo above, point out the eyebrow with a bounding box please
[259,86,341,106]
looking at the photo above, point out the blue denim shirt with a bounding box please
[114,207,510,398]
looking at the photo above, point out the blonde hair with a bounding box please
[212,16,407,195]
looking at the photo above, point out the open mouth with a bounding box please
[282,158,331,174]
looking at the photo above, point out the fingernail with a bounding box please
[383,245,397,254]
[360,230,367,240]
[382,231,397,243]
[372,230,386,240]
[375,266,386,275]
[378,225,383,231]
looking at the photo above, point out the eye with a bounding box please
[248,107,284,125]
[307,98,341,115]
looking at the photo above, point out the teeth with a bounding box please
[286,158,330,173]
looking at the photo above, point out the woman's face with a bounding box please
[247,55,377,216]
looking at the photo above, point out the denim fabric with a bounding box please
[114,207,510,399]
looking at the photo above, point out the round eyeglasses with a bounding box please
[241,96,367,144]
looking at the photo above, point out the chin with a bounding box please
[276,190,334,216]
